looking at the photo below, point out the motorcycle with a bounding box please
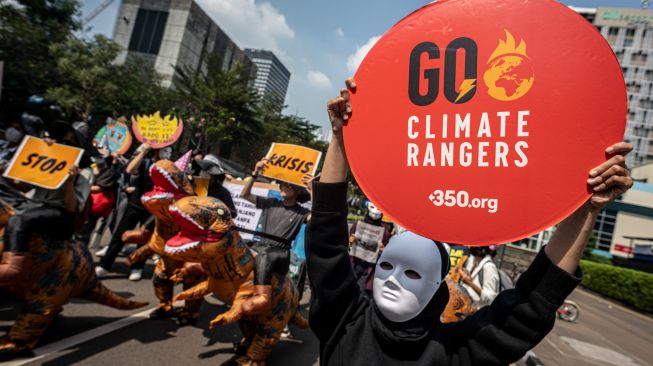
[556,299,580,322]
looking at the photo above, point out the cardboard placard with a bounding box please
[350,221,385,263]
[131,112,183,148]
[345,0,627,245]
[3,136,83,189]
[93,120,132,155]
[262,143,322,186]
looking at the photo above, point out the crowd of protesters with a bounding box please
[0,83,635,366]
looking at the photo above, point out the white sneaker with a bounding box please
[281,326,291,338]
[95,266,109,278]
[129,269,143,281]
[95,246,108,257]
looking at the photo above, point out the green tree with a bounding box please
[108,56,174,117]
[46,34,121,121]
[0,0,80,114]
[173,54,261,157]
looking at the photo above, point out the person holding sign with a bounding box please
[1,121,93,285]
[239,158,311,314]
[349,202,391,294]
[96,143,172,281]
[305,79,633,365]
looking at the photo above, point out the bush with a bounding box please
[580,260,653,313]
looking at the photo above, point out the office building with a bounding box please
[592,7,653,167]
[244,49,290,109]
[112,0,255,87]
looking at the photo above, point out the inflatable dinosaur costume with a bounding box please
[441,255,477,323]
[164,196,308,366]
[127,159,205,324]
[0,219,148,360]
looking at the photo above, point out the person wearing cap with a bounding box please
[196,154,237,219]
[305,78,634,366]
[95,143,171,281]
[238,159,311,314]
[459,245,500,307]
[1,121,93,286]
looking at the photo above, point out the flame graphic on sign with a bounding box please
[487,30,528,63]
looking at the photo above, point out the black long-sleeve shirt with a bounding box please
[306,182,582,365]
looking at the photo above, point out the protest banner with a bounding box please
[223,179,280,240]
[350,221,385,263]
[345,0,627,245]
[262,143,322,186]
[131,111,183,148]
[3,135,83,189]
[93,119,132,155]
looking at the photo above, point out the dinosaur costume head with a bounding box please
[141,159,194,220]
[165,196,233,256]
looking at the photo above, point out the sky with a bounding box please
[80,0,645,136]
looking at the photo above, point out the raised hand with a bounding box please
[587,142,634,209]
[326,78,356,134]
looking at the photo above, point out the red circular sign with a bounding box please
[345,0,626,245]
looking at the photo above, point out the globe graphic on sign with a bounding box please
[483,54,534,101]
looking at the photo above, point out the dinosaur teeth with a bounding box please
[152,165,179,190]
[142,192,174,202]
[165,241,199,253]
[169,206,204,230]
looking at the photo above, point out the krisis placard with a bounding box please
[345,0,627,245]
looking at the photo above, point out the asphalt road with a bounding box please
[2,249,652,366]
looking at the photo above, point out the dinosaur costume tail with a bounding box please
[86,283,149,310]
[290,310,309,329]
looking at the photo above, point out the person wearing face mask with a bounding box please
[239,159,311,314]
[305,78,634,366]
[0,122,25,170]
[196,154,237,219]
[95,143,171,281]
[1,121,93,286]
[349,201,392,294]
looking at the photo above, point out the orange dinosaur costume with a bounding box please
[441,255,477,323]
[164,196,308,366]
[0,223,148,360]
[127,160,205,324]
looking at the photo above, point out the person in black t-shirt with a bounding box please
[239,157,310,314]
[95,143,171,281]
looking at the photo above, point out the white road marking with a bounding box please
[560,336,641,366]
[4,307,156,366]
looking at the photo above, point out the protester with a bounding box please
[76,155,119,245]
[239,159,310,314]
[305,78,634,365]
[348,202,391,294]
[95,143,171,281]
[1,121,93,284]
[0,119,25,170]
[459,245,500,307]
[196,153,237,218]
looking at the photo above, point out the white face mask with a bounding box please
[373,231,444,322]
[5,127,24,143]
[158,147,173,160]
[367,202,383,220]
